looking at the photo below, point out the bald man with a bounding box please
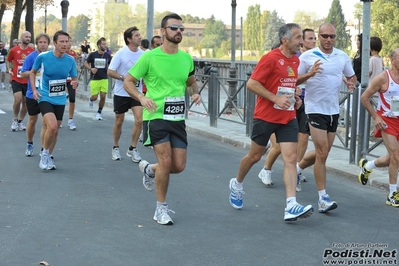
[7,31,34,132]
[296,23,356,213]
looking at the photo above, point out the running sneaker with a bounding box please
[318,194,338,213]
[10,120,18,131]
[89,100,93,109]
[39,154,49,170]
[386,191,399,207]
[1,83,5,89]
[111,147,121,161]
[258,168,273,186]
[153,204,175,225]
[131,148,141,163]
[298,172,307,182]
[139,160,155,191]
[95,113,102,120]
[229,178,244,209]
[47,155,56,170]
[25,143,33,157]
[284,203,314,221]
[296,175,302,192]
[18,122,26,131]
[67,119,77,130]
[358,158,372,185]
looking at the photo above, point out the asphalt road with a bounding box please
[0,88,397,266]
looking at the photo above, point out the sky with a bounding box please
[4,0,360,24]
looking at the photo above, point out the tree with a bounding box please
[200,15,227,49]
[370,0,399,58]
[293,10,324,30]
[244,4,262,51]
[263,10,285,51]
[325,0,351,52]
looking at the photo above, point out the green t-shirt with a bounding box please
[128,48,194,121]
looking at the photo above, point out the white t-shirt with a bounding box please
[108,46,144,97]
[298,47,355,115]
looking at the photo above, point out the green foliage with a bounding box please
[370,0,399,58]
[325,0,351,52]
[293,11,324,30]
[244,4,262,51]
[180,14,206,24]
[200,15,227,48]
[263,10,285,51]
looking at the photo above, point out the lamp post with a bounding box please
[44,0,47,33]
[226,0,237,113]
[61,0,69,32]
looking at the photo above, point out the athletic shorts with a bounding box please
[251,118,298,146]
[296,104,309,134]
[38,101,65,121]
[113,95,141,114]
[375,115,399,140]
[0,63,6,72]
[307,114,339,133]
[90,79,108,96]
[142,119,187,149]
[11,80,27,96]
[67,82,76,103]
[26,97,41,116]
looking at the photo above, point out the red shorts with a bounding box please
[375,115,399,140]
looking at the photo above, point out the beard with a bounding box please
[164,31,182,44]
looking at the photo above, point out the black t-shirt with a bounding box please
[81,44,91,54]
[353,51,361,83]
[0,48,7,64]
[86,51,112,80]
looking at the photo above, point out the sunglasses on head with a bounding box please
[165,25,185,32]
[320,34,336,39]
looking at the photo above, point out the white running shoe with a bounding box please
[10,120,18,131]
[298,172,307,182]
[258,168,273,186]
[67,119,77,130]
[318,194,338,213]
[1,83,5,89]
[138,131,143,142]
[18,122,26,131]
[128,148,141,162]
[139,160,155,191]
[47,155,56,170]
[284,203,313,221]
[25,143,34,157]
[95,113,102,120]
[153,204,175,225]
[111,147,121,161]
[296,174,302,192]
[39,154,49,170]
[89,100,93,109]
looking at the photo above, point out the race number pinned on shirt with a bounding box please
[273,87,295,111]
[163,96,185,120]
[0,55,4,63]
[17,66,22,78]
[94,58,106,69]
[135,80,141,88]
[390,96,399,116]
[49,79,66,97]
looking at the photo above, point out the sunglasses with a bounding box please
[165,25,185,32]
[320,34,336,39]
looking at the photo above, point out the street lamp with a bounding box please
[61,0,69,32]
[226,0,237,112]
[44,0,47,33]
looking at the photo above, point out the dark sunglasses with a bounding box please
[165,25,185,32]
[320,34,336,39]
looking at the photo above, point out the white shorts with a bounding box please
[0,63,6,73]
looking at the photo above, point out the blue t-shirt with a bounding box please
[21,50,39,99]
[33,51,77,105]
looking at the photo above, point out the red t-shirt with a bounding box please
[66,50,77,82]
[251,48,299,124]
[7,45,34,84]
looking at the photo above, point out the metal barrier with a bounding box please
[190,59,386,164]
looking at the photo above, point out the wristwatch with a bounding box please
[119,75,124,81]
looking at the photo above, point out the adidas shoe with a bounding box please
[284,203,313,221]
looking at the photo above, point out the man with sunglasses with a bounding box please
[296,23,356,213]
[124,13,200,225]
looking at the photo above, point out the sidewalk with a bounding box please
[75,83,391,191]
